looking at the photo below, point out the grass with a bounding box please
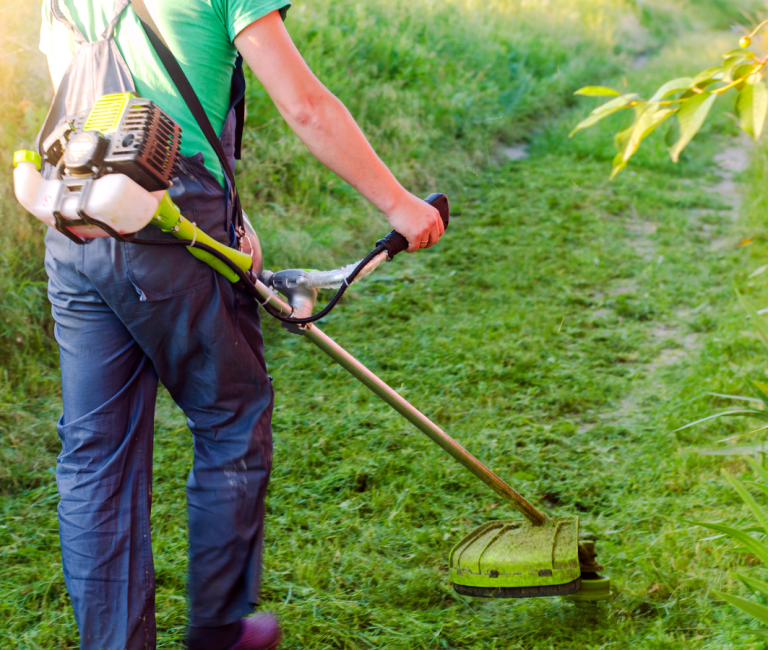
[4,0,768,647]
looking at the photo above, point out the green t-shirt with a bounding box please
[39,0,290,188]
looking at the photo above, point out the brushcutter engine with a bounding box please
[14,92,182,244]
[45,93,182,191]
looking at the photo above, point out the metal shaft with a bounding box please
[302,323,550,526]
[251,276,549,526]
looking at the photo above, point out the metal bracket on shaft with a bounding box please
[261,269,318,334]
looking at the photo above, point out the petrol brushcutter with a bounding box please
[14,92,610,601]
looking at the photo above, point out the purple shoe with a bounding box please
[228,613,281,650]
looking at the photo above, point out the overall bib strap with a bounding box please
[102,0,132,41]
[51,0,130,43]
[51,0,87,45]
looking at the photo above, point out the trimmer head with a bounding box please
[563,574,612,602]
[563,540,612,602]
[449,516,581,598]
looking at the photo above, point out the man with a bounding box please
[38,1,443,649]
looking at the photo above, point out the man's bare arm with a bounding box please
[234,11,443,251]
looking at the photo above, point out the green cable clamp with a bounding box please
[152,191,252,282]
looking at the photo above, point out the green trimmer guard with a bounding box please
[450,516,581,598]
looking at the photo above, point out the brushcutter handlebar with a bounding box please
[256,192,450,325]
[376,193,450,259]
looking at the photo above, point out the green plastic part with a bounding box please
[563,575,612,602]
[449,516,580,590]
[13,150,42,170]
[84,92,132,134]
[152,192,252,282]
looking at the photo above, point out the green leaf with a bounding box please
[692,67,725,86]
[665,121,678,147]
[746,377,768,409]
[747,480,768,495]
[649,77,694,102]
[574,86,622,97]
[745,630,768,637]
[610,152,627,179]
[633,108,675,153]
[670,92,718,162]
[618,104,654,150]
[623,105,668,158]
[724,52,755,79]
[692,522,768,565]
[736,573,768,598]
[737,291,768,351]
[606,99,674,177]
[610,105,676,178]
[714,590,768,626]
[695,444,768,456]
[614,124,633,152]
[724,472,768,534]
[747,457,768,484]
[674,409,768,432]
[588,97,636,115]
[738,82,768,140]
[724,48,755,58]
[733,63,762,89]
[569,94,637,137]
[709,392,764,404]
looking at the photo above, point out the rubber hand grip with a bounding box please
[376,193,450,259]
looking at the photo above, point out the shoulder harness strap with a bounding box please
[129,0,244,234]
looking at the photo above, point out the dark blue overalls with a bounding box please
[38,2,274,648]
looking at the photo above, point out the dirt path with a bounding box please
[580,136,751,433]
